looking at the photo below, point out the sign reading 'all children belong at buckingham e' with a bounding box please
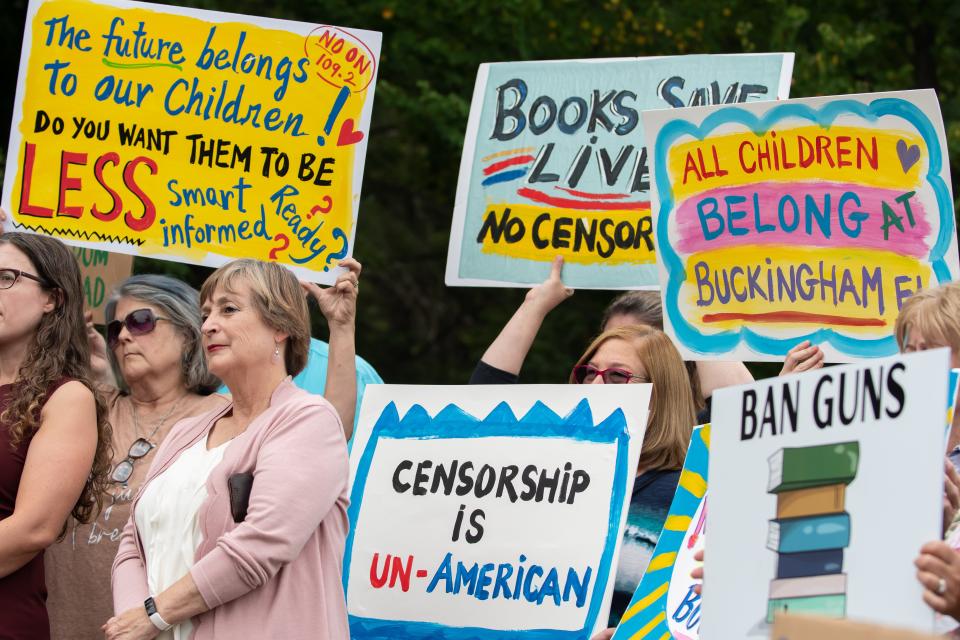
[644,89,960,361]
[2,0,380,284]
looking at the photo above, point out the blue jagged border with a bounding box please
[344,399,631,640]
[654,98,954,358]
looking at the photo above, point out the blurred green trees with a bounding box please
[1,0,957,382]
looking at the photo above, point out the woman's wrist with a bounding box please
[327,323,356,340]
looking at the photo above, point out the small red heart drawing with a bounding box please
[337,118,365,146]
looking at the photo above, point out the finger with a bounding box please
[338,257,362,275]
[335,280,357,296]
[946,480,960,510]
[693,549,704,562]
[946,460,960,487]
[335,271,360,287]
[792,348,817,365]
[549,255,564,281]
[919,540,959,563]
[921,587,949,614]
[0,208,7,223]
[916,549,953,574]
[299,280,323,299]
[918,568,945,591]
[788,340,811,355]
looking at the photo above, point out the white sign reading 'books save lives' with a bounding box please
[703,349,949,638]
[344,385,650,639]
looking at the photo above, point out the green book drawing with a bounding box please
[766,593,847,623]
[767,442,860,493]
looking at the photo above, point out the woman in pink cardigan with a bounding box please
[105,258,361,640]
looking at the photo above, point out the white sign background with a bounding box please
[702,349,949,638]
[347,384,651,636]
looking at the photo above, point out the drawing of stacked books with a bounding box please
[765,442,859,623]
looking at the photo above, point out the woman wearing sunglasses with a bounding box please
[471,257,697,629]
[44,275,227,639]
[0,233,112,639]
[106,258,359,640]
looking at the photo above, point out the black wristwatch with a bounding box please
[144,596,172,631]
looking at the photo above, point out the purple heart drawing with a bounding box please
[896,139,921,173]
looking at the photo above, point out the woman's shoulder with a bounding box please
[275,379,337,411]
[268,382,342,431]
[190,392,231,413]
[632,468,682,500]
[45,378,94,406]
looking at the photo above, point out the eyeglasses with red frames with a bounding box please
[0,268,48,290]
[571,364,645,384]
[107,308,174,349]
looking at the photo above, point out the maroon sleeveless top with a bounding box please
[0,379,72,640]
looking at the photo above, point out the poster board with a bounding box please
[643,89,959,361]
[446,53,794,289]
[701,349,949,638]
[613,424,710,640]
[3,0,380,283]
[345,384,650,639]
[72,247,133,322]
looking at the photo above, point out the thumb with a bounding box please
[550,255,565,281]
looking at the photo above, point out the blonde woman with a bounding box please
[472,262,697,626]
[568,326,696,626]
[106,259,359,640]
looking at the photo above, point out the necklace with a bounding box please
[110,394,188,485]
[131,394,186,444]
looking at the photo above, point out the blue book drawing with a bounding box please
[767,512,850,554]
[776,548,844,579]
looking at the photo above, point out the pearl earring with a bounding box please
[272,342,280,364]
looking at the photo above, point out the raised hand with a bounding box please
[780,340,825,376]
[300,258,361,330]
[523,255,574,316]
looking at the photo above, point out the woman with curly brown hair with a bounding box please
[0,232,112,639]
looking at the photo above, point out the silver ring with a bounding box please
[938,577,948,595]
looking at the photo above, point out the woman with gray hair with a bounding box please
[45,274,229,640]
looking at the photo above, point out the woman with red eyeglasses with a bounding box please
[471,257,697,628]
[44,274,229,640]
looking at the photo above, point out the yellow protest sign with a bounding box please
[3,0,381,283]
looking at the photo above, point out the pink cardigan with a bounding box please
[112,379,350,639]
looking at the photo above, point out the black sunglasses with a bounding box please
[107,308,173,349]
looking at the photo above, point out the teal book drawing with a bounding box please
[611,424,709,640]
[766,593,847,623]
[767,512,851,553]
[767,442,859,493]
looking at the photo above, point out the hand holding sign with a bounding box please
[523,256,574,316]
[301,257,361,330]
[915,541,960,621]
[780,340,826,375]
